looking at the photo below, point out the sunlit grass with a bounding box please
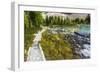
[40,30,74,60]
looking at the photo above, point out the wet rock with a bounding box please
[64,32,90,59]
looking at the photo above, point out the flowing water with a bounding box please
[77,24,90,58]
[79,24,90,34]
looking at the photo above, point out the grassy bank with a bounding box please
[24,28,34,61]
[40,30,74,60]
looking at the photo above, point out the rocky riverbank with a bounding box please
[47,26,90,59]
[64,32,90,59]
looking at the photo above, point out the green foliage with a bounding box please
[29,11,44,27]
[24,28,35,61]
[85,14,90,24]
[45,15,89,27]
[24,11,44,61]
[24,11,31,29]
[40,30,74,60]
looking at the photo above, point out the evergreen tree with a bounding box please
[85,14,90,24]
[29,11,44,27]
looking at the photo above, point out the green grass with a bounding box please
[24,30,34,61]
[40,30,74,60]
